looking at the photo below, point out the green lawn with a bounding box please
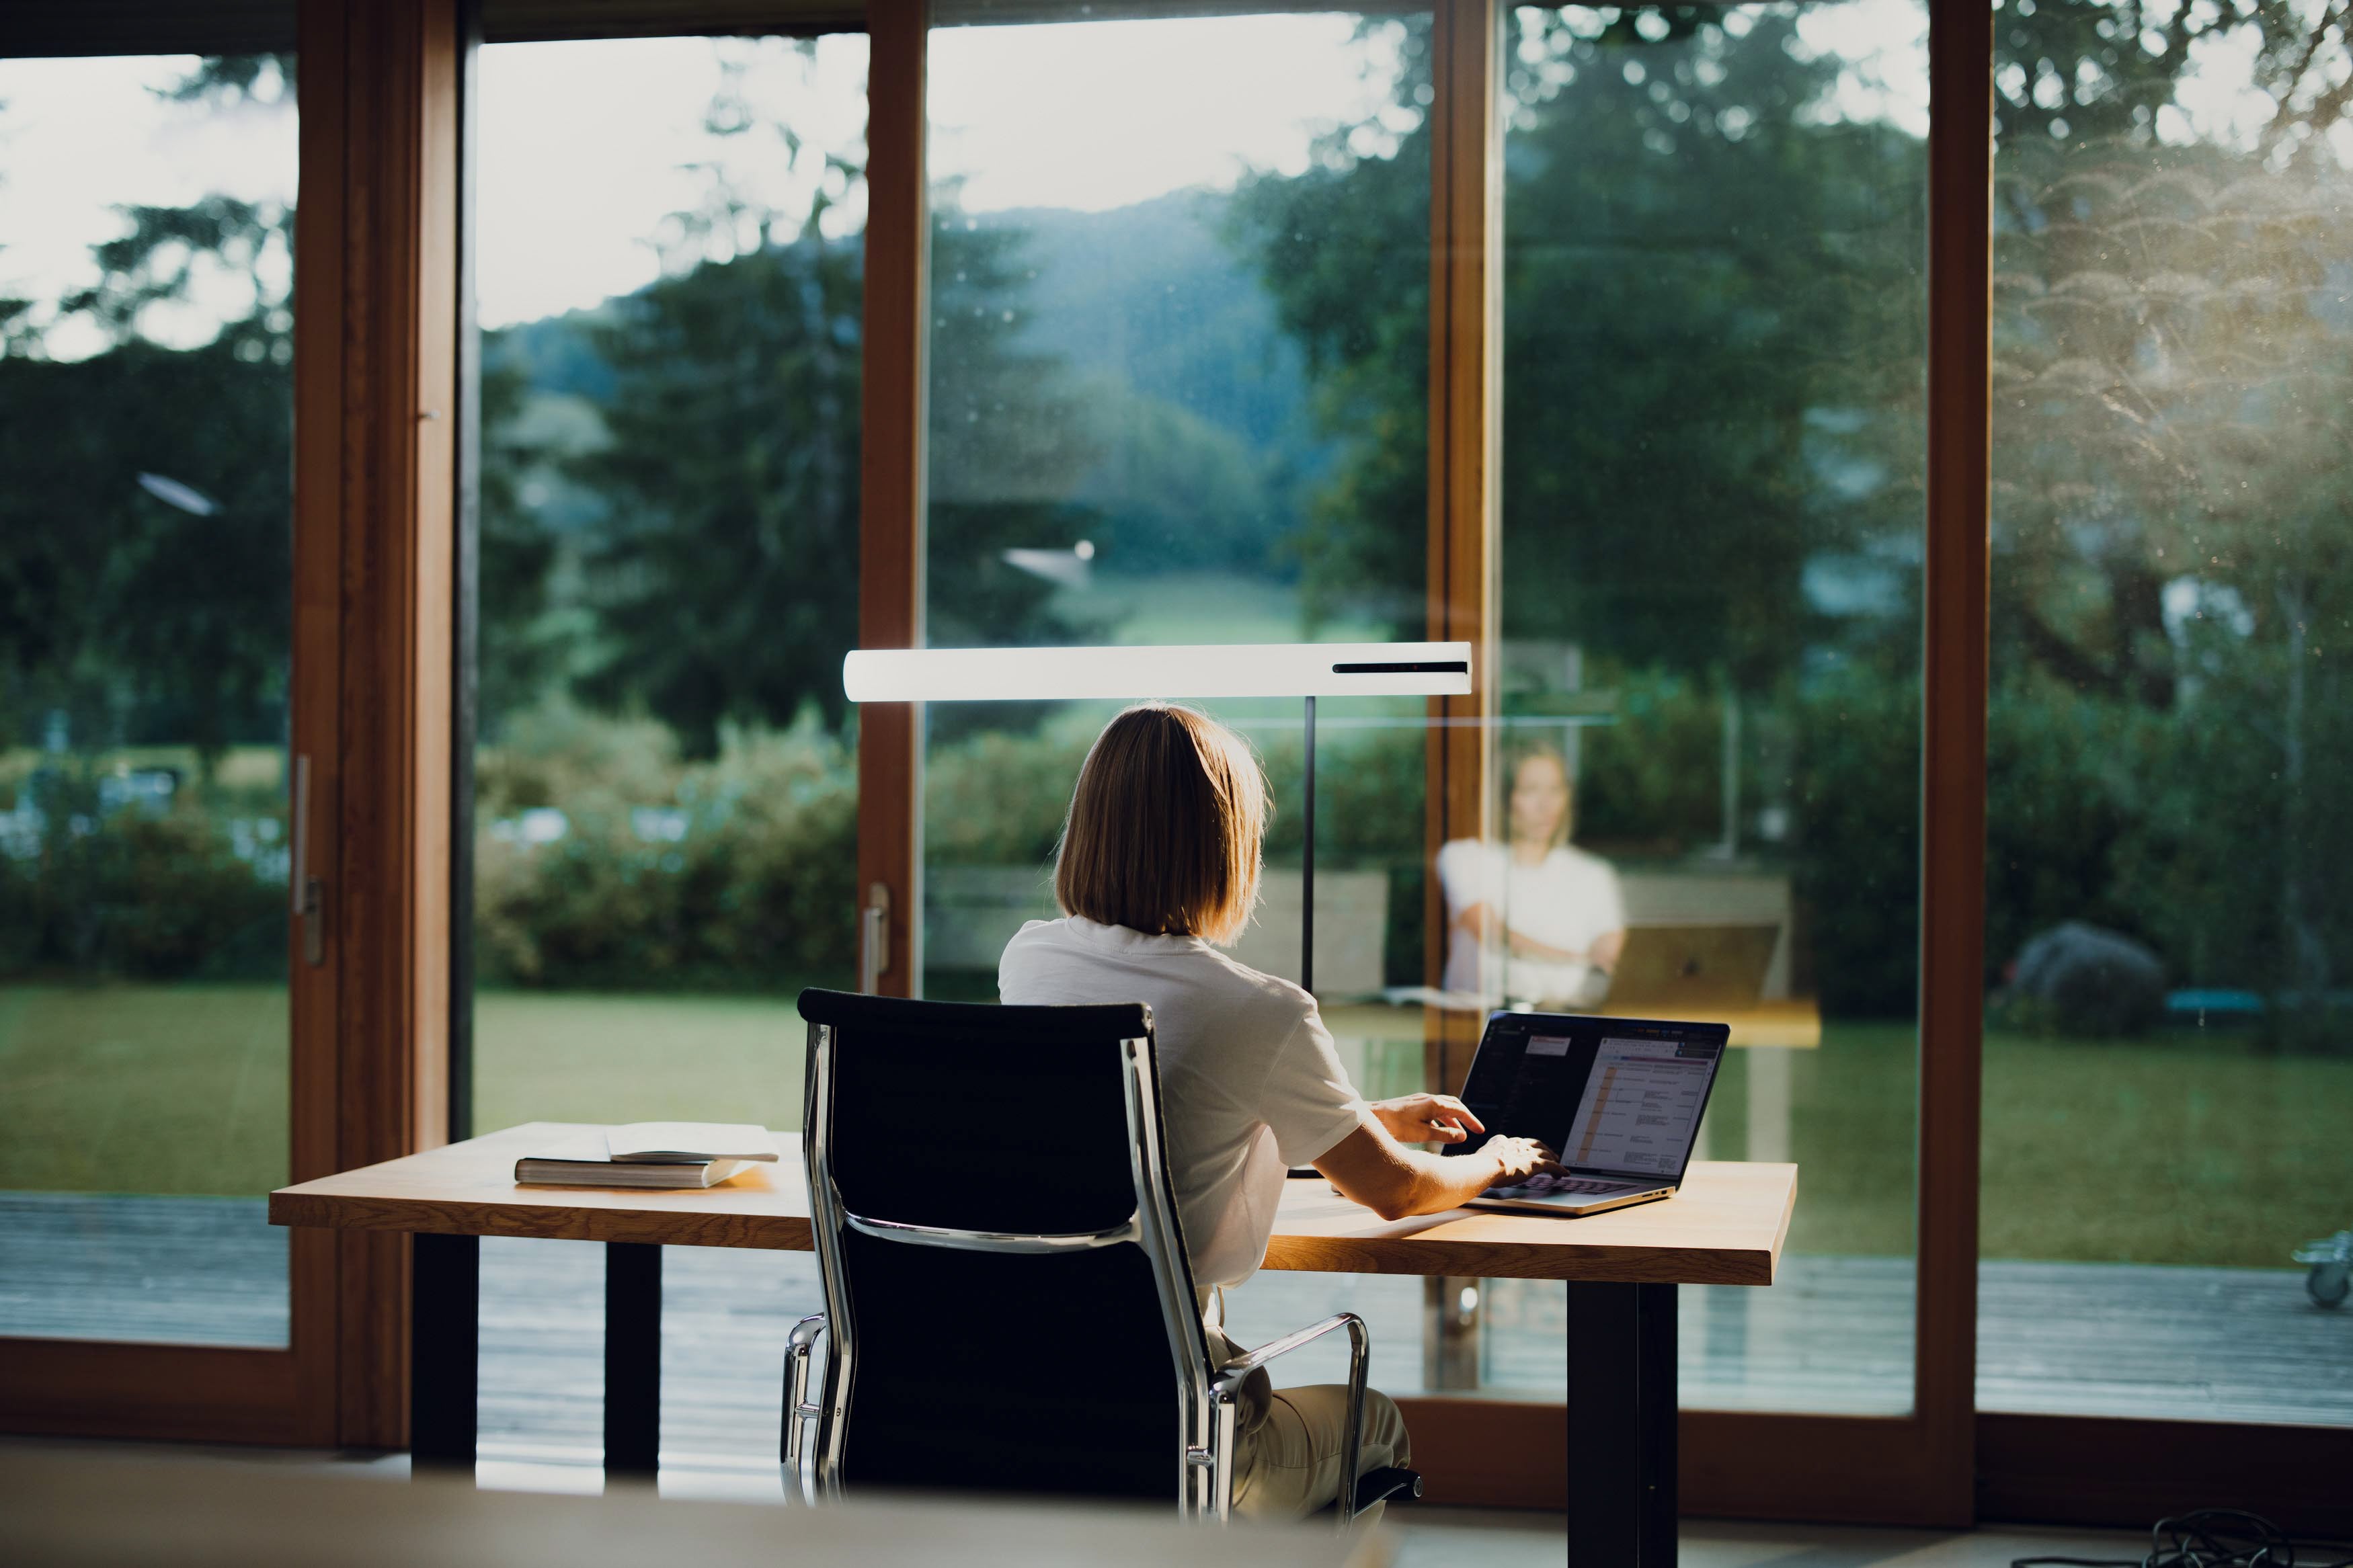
[5,983,2348,1272]
[0,983,290,1195]
[1711,1023,2353,1268]
[471,991,807,1134]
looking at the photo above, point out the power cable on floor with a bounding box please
[2012,1509,2353,1568]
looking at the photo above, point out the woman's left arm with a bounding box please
[1503,928,1588,963]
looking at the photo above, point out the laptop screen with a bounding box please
[1559,1033,1722,1178]
[1447,1013,1728,1183]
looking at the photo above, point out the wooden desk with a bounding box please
[1318,997,1823,1050]
[273,1124,1796,1568]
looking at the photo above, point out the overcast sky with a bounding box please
[2,0,2332,355]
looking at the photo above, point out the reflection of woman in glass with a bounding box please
[1436,745,1626,1006]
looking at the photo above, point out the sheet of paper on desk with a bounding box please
[604,1123,779,1163]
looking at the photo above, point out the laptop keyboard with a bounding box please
[1485,1175,1638,1197]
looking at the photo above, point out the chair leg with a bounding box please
[781,1313,827,1502]
[1212,1395,1240,1522]
[1336,1313,1369,1530]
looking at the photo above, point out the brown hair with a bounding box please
[1503,742,1574,851]
[1053,703,1267,946]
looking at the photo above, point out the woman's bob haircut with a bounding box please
[1053,702,1267,946]
[1502,742,1575,852]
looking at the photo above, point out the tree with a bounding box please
[474,350,565,730]
[1226,22,1433,634]
[535,51,1097,754]
[0,53,295,765]
[1989,0,2351,706]
[1987,0,2353,1004]
[564,233,865,755]
[1232,9,1928,687]
[1226,2,2353,1019]
[925,202,1108,674]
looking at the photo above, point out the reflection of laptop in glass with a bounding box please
[1604,923,1778,1010]
[1443,1012,1729,1216]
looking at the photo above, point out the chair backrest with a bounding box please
[794,988,1211,1507]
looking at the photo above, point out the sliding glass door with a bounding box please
[1979,0,2353,1432]
[917,0,1439,1387]
[460,22,867,1489]
[0,47,298,1352]
[1486,0,1931,1420]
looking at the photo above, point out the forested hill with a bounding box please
[997,190,1321,459]
[485,187,1330,580]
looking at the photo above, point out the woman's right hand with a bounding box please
[1486,1136,1563,1183]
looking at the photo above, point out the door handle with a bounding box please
[291,754,325,968]
[859,881,891,995]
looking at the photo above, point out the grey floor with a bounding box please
[0,1435,2151,1567]
[7,1193,2347,1433]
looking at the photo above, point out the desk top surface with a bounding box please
[1318,997,1822,1049]
[271,1122,1793,1286]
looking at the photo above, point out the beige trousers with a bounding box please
[1230,1380,1412,1523]
[1206,1312,1412,1522]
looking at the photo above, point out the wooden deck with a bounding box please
[5,1194,2348,1463]
[0,1194,289,1348]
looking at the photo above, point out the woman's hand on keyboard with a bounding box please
[1486,1136,1564,1184]
[1370,1093,1485,1146]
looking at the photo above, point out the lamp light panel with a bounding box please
[842,643,1474,703]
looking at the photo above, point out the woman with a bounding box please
[999,703,1557,1520]
[1436,744,1626,1007]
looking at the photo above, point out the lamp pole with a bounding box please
[1302,694,1315,997]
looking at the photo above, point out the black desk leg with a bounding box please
[604,1242,662,1479]
[1565,1280,1677,1567]
[411,1232,480,1475]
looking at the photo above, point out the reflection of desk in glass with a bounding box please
[1318,997,1820,1163]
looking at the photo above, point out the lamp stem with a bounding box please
[1302,694,1315,997]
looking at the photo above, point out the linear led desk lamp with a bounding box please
[842,643,1474,993]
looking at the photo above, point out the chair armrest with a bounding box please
[787,1313,830,1357]
[782,1313,829,1483]
[1211,1311,1371,1528]
[1211,1311,1366,1393]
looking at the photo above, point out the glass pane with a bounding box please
[0,53,297,1348]
[1487,2,1929,1413]
[469,36,863,1482]
[1981,0,2353,1426]
[922,9,1433,1380]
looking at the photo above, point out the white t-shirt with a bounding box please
[1434,839,1626,1003]
[997,916,1373,1290]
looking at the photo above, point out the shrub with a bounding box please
[0,788,286,982]
[474,711,857,991]
[1788,666,1923,1017]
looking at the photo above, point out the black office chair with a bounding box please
[784,988,1414,1523]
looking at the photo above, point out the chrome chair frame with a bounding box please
[783,1016,1369,1526]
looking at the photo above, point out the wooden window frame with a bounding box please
[859,0,928,999]
[0,0,458,1450]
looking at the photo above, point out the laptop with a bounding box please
[1442,1012,1730,1216]
[1604,923,1779,1010]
